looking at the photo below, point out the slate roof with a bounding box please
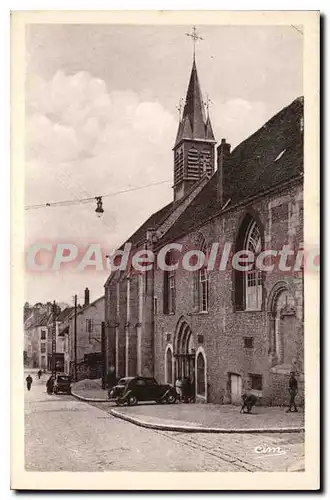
[160,97,304,245]
[56,307,75,322]
[26,312,50,329]
[174,60,216,147]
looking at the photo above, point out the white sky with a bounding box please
[25,24,303,305]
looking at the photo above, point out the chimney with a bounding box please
[84,287,90,307]
[217,138,231,206]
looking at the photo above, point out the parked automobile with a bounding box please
[109,376,177,406]
[53,374,72,395]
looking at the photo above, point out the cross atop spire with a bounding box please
[185,26,204,60]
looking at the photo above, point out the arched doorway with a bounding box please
[195,347,207,401]
[173,320,195,381]
[196,352,205,395]
[268,283,296,367]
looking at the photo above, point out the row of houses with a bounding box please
[23,290,105,379]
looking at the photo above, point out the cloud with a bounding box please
[25,71,269,303]
[25,70,179,302]
[25,69,176,236]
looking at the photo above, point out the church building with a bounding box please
[104,53,304,406]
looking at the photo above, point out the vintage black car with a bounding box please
[109,376,177,406]
[53,374,72,395]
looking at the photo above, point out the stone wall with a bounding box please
[154,180,304,406]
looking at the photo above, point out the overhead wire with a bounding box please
[25,179,172,211]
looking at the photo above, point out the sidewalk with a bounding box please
[72,378,108,402]
[72,379,304,433]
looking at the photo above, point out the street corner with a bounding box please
[108,403,305,434]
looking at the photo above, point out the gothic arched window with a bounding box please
[245,220,262,310]
[234,214,263,311]
[163,251,176,314]
[193,238,210,312]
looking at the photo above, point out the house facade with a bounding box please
[70,294,105,379]
[104,58,304,406]
[24,303,52,368]
[59,289,105,379]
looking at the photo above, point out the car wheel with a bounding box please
[128,395,138,406]
[166,393,177,404]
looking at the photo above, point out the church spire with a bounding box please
[174,60,209,146]
[173,28,216,202]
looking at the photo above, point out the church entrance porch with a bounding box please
[172,318,208,403]
[173,320,195,381]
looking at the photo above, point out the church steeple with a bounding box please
[173,59,216,201]
[175,60,208,145]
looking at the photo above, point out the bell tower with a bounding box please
[173,32,216,202]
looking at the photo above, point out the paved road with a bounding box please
[25,374,304,472]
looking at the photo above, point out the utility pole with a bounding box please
[101,321,106,389]
[52,300,56,378]
[74,294,77,381]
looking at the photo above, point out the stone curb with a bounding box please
[72,391,305,434]
[110,408,305,434]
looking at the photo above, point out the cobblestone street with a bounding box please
[25,374,304,472]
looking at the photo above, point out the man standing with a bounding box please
[46,375,54,395]
[175,377,183,402]
[107,366,117,398]
[287,372,298,412]
[26,374,33,391]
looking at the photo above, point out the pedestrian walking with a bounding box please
[46,375,54,395]
[287,372,298,412]
[37,369,42,379]
[26,375,33,391]
[175,377,183,402]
